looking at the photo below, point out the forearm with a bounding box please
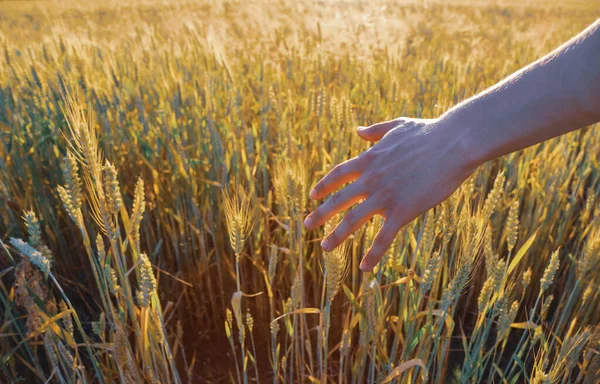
[443,19,600,168]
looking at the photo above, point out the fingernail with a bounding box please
[321,238,330,251]
[359,260,369,271]
[357,126,366,131]
[310,189,317,199]
[304,216,312,228]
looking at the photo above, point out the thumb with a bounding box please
[356,118,404,141]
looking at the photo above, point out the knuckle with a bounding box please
[344,210,358,227]
[327,231,339,245]
[375,188,395,206]
[365,170,383,184]
[342,159,354,169]
[397,117,414,128]
[331,163,345,178]
[386,211,401,223]
[383,231,396,244]
[372,239,384,252]
[367,246,382,261]
[360,149,375,164]
[372,244,386,257]
[329,165,340,179]
[331,191,342,205]
[310,208,323,222]
[381,185,395,197]
[379,229,396,245]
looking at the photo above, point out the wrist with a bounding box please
[437,107,487,176]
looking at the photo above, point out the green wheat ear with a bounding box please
[23,210,41,248]
[9,237,51,274]
[222,187,254,258]
[540,249,560,293]
[506,199,520,252]
[482,172,505,219]
[420,250,440,294]
[130,177,145,252]
[137,253,157,308]
[102,160,123,217]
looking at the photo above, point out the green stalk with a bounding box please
[552,279,581,340]
[504,294,542,381]
[235,254,248,384]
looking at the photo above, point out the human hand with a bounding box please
[304,116,477,272]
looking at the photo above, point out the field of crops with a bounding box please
[1,0,599,383]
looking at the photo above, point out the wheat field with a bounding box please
[1,0,600,383]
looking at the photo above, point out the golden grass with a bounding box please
[1,0,600,382]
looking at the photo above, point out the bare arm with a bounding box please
[448,18,600,170]
[304,18,600,272]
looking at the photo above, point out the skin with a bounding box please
[304,18,600,272]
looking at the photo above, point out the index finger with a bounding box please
[310,157,362,200]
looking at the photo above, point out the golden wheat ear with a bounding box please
[222,186,254,258]
[323,239,351,302]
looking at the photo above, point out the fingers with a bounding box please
[310,157,362,200]
[321,198,380,252]
[356,118,405,141]
[305,182,366,230]
[359,220,400,272]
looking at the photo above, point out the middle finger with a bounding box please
[304,181,367,230]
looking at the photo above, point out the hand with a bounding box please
[304,116,477,272]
